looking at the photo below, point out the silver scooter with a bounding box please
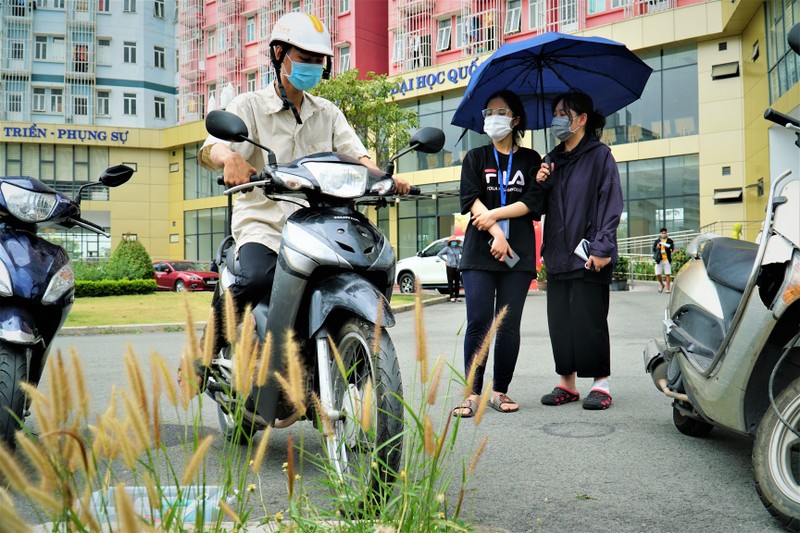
[201,110,444,492]
[644,25,800,528]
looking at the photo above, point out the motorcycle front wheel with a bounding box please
[0,342,28,449]
[753,376,800,531]
[325,317,404,496]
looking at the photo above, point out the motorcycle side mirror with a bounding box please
[206,110,249,142]
[205,110,277,167]
[99,164,135,187]
[76,164,134,204]
[384,127,447,176]
[409,127,446,154]
[789,23,799,55]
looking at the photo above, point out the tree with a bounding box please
[311,69,419,168]
[106,238,155,280]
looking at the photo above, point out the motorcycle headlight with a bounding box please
[42,264,74,304]
[304,162,367,198]
[0,261,12,297]
[1,182,57,223]
[275,172,313,191]
[369,178,395,196]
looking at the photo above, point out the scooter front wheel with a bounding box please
[325,317,404,498]
[0,342,28,450]
[753,376,800,530]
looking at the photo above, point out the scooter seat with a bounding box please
[701,237,758,292]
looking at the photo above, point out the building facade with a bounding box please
[0,0,797,265]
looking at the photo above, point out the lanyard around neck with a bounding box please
[492,146,513,207]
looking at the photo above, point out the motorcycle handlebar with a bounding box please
[408,186,421,196]
[764,107,800,129]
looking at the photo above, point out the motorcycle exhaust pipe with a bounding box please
[656,377,690,403]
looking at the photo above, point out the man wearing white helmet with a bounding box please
[197,12,410,359]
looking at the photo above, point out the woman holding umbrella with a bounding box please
[452,90,545,417]
[536,91,623,410]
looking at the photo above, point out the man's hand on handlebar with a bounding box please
[393,177,411,195]
[221,151,257,187]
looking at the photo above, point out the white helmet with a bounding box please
[270,12,333,57]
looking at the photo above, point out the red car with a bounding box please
[153,260,219,292]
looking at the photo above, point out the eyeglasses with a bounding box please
[481,108,513,118]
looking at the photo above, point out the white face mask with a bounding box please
[483,115,514,142]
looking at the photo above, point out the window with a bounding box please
[588,0,606,13]
[154,0,164,18]
[8,94,23,114]
[11,41,24,60]
[529,0,545,29]
[97,38,111,64]
[339,0,349,13]
[559,0,578,30]
[52,37,65,61]
[123,93,137,115]
[124,0,136,13]
[35,36,47,60]
[247,72,256,92]
[74,96,88,116]
[610,0,627,7]
[392,33,403,64]
[207,31,216,56]
[96,91,110,116]
[208,84,216,102]
[338,45,350,73]
[455,16,467,48]
[504,0,522,34]
[154,46,165,68]
[154,96,166,119]
[76,0,89,11]
[246,17,255,42]
[53,0,65,8]
[98,0,109,12]
[51,89,63,113]
[124,41,136,64]
[436,19,452,52]
[33,88,46,112]
[291,1,300,12]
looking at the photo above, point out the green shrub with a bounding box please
[613,255,629,280]
[106,239,155,280]
[671,248,689,273]
[75,279,157,297]
[72,261,107,281]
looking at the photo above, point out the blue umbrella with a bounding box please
[451,32,653,140]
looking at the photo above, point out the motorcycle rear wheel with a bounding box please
[753,377,800,531]
[325,317,404,499]
[0,343,28,450]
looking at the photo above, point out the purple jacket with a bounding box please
[541,135,623,276]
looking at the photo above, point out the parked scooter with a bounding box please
[200,110,444,490]
[0,165,134,448]
[644,24,800,529]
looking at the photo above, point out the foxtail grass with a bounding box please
[1,288,500,532]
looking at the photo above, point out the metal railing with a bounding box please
[617,229,699,256]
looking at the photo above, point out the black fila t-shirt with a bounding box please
[459,143,544,272]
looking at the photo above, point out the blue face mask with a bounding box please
[287,58,324,91]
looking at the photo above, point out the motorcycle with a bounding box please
[0,165,134,449]
[200,110,444,490]
[644,24,800,529]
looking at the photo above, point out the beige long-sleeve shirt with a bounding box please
[198,84,369,253]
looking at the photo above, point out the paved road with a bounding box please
[33,282,780,532]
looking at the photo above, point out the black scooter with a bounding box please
[0,165,134,448]
[202,110,444,491]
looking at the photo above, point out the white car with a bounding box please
[395,236,463,294]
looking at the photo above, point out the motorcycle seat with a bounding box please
[701,237,758,292]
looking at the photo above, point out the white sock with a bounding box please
[592,378,610,394]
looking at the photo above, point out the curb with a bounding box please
[59,296,451,337]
